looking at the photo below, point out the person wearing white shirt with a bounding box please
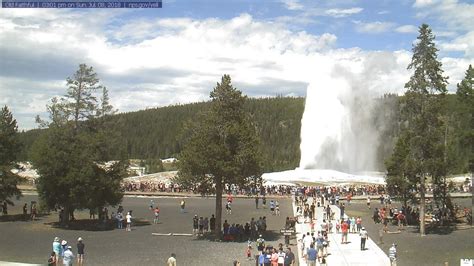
[126,211,132,232]
[62,246,74,266]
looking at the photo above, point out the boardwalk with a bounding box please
[294,198,390,266]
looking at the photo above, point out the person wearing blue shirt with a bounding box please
[258,252,265,266]
[306,244,317,266]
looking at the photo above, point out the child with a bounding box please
[246,245,252,260]
[153,207,160,224]
[48,251,56,266]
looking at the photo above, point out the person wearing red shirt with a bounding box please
[341,219,349,244]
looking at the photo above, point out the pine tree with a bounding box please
[31,64,127,226]
[178,75,263,239]
[455,65,474,174]
[393,24,448,235]
[0,106,24,206]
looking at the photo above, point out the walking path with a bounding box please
[294,198,390,266]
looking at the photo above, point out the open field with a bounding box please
[0,194,293,265]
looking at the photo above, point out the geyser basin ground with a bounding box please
[262,168,386,185]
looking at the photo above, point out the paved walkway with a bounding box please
[294,198,390,266]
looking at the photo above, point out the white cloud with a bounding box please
[281,0,304,10]
[395,25,418,34]
[413,0,437,8]
[355,21,395,34]
[325,7,363,18]
[0,11,469,130]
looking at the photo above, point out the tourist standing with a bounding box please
[275,201,280,216]
[262,196,267,209]
[284,247,295,266]
[167,253,177,266]
[23,203,28,220]
[48,251,57,266]
[210,214,216,232]
[180,199,186,213]
[52,237,61,263]
[359,227,368,250]
[193,215,199,235]
[62,246,74,266]
[341,219,349,244]
[2,201,7,215]
[76,237,84,264]
[389,243,397,266]
[153,207,160,224]
[116,212,123,229]
[270,200,275,215]
[126,211,132,231]
[356,217,362,232]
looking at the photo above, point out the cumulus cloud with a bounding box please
[395,25,418,34]
[325,7,363,18]
[354,21,395,33]
[0,10,468,130]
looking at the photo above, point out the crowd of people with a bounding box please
[48,236,84,266]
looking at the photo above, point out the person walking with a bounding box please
[76,237,84,265]
[62,246,74,266]
[359,227,368,250]
[193,215,199,236]
[306,244,317,266]
[389,243,397,266]
[167,253,177,266]
[255,195,259,209]
[367,196,371,209]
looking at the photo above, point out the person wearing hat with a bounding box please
[62,245,74,266]
[52,237,61,263]
[256,235,265,254]
[60,240,68,259]
[359,227,368,251]
[77,237,85,264]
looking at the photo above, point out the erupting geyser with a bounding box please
[299,70,379,174]
[263,65,385,185]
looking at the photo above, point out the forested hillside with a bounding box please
[18,97,305,172]
[17,94,469,174]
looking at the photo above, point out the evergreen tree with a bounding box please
[31,64,127,226]
[177,75,263,239]
[390,24,448,235]
[0,106,24,206]
[455,65,474,174]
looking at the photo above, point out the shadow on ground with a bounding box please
[192,230,285,243]
[44,218,152,231]
[0,214,47,222]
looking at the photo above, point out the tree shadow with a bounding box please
[45,218,151,231]
[192,230,286,243]
[406,224,455,235]
[0,214,47,222]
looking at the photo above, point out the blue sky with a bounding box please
[0,0,473,129]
